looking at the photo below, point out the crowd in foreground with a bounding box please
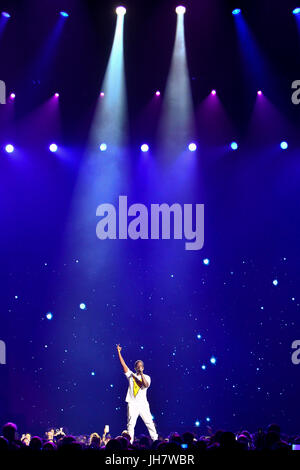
[0,421,299,452]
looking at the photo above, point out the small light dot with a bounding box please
[100,143,107,152]
[272,279,278,286]
[79,303,87,310]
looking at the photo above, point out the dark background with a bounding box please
[0,0,300,437]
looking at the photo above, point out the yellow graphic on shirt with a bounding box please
[132,376,142,397]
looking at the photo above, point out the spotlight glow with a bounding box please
[2,12,11,18]
[273,279,279,286]
[100,143,107,152]
[49,143,58,153]
[257,90,263,96]
[5,144,14,154]
[116,6,126,16]
[141,144,149,152]
[79,303,87,310]
[195,420,200,427]
[201,364,206,370]
[231,142,238,150]
[280,141,288,150]
[188,143,197,152]
[232,8,241,15]
[210,356,217,365]
[46,312,53,320]
[60,11,69,17]
[176,5,186,14]
[155,90,161,96]
[54,92,59,98]
[100,92,105,97]
[293,7,300,15]
[10,93,16,100]
[211,89,217,95]
[203,258,210,265]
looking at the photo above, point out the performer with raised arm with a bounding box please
[116,344,158,444]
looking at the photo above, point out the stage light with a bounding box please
[80,303,87,310]
[5,144,14,153]
[60,11,69,17]
[10,93,15,100]
[293,7,300,15]
[232,8,241,15]
[195,420,200,427]
[100,143,107,152]
[155,90,161,96]
[231,141,239,150]
[203,258,210,265]
[188,142,197,152]
[54,92,59,98]
[46,312,53,320]
[116,6,126,16]
[91,371,95,376]
[201,364,206,370]
[197,334,202,339]
[280,141,288,150]
[141,144,149,152]
[273,279,278,286]
[257,90,263,95]
[211,89,216,95]
[206,417,211,422]
[210,356,217,365]
[49,143,58,153]
[176,6,186,14]
[100,92,105,97]
[2,12,11,18]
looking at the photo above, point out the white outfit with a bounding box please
[124,369,158,443]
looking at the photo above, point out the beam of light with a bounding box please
[230,141,239,150]
[293,8,300,15]
[90,9,128,153]
[233,10,275,92]
[158,6,194,159]
[9,93,15,100]
[28,14,68,91]
[232,8,241,15]
[0,11,10,38]
[116,6,126,16]
[60,11,69,17]
[280,141,288,150]
[175,6,186,15]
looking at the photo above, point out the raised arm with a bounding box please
[117,344,129,373]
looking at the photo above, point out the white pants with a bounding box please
[127,401,158,443]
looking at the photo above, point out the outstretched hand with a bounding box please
[117,344,122,353]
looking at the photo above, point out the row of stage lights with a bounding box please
[2,7,300,18]
[2,141,291,154]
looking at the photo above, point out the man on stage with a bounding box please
[117,344,158,443]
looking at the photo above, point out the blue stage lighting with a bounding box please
[195,420,200,427]
[141,144,149,152]
[293,7,300,15]
[201,364,206,370]
[231,141,238,150]
[2,12,11,18]
[5,144,14,154]
[116,6,126,16]
[203,258,210,265]
[188,143,197,152]
[99,143,107,152]
[60,11,69,17]
[79,303,87,310]
[49,143,58,153]
[280,141,288,150]
[46,312,53,320]
[232,8,241,15]
[273,279,278,286]
[210,356,217,365]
